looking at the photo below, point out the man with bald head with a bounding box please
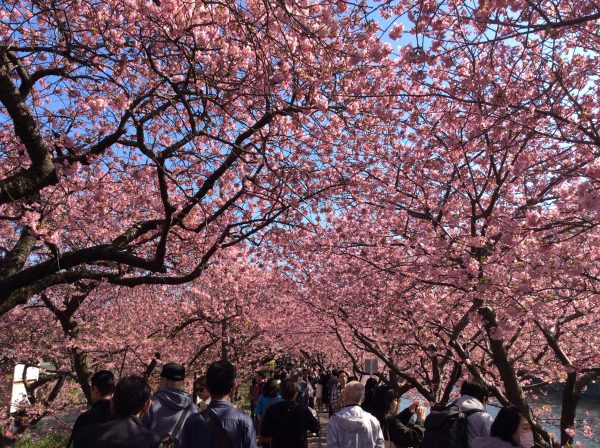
[327,381,384,448]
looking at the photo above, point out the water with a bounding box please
[399,394,600,447]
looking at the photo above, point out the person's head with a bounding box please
[337,371,348,388]
[111,375,152,417]
[460,379,489,405]
[206,360,236,399]
[280,378,298,401]
[364,378,379,399]
[194,375,210,401]
[343,381,365,406]
[263,378,279,398]
[90,370,115,403]
[372,386,400,420]
[159,362,186,389]
[490,406,533,447]
[256,371,266,383]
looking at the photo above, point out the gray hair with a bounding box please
[344,381,365,405]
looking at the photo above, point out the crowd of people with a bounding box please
[320,375,534,448]
[66,362,536,448]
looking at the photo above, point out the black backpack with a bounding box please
[422,404,481,448]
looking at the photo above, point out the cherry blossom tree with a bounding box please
[1,0,598,446]
[0,0,394,316]
[263,1,599,446]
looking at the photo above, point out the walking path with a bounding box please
[308,410,329,448]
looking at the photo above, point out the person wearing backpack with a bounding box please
[181,360,256,448]
[142,363,199,448]
[423,379,494,448]
[456,380,494,445]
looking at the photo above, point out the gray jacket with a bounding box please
[455,395,494,447]
[327,405,384,448]
[142,386,199,448]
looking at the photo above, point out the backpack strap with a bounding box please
[170,405,191,440]
[200,409,233,448]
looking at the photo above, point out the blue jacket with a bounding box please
[254,395,283,418]
[180,399,256,448]
[142,386,199,448]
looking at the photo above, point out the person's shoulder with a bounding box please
[138,423,162,440]
[266,400,287,411]
[131,424,162,447]
[71,418,95,438]
[71,418,114,446]
[479,410,495,424]
[185,411,206,425]
[232,406,253,422]
[72,409,89,428]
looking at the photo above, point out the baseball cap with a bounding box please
[160,362,185,381]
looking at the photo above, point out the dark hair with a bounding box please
[262,378,279,398]
[490,406,522,446]
[362,378,379,414]
[280,379,298,401]
[194,375,207,395]
[460,379,489,403]
[206,360,236,396]
[91,370,115,396]
[112,375,151,416]
[365,378,378,393]
[337,370,348,378]
[372,386,400,426]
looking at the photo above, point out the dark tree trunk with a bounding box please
[560,372,578,447]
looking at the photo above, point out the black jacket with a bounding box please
[260,400,320,448]
[68,399,113,446]
[384,408,425,448]
[70,414,162,448]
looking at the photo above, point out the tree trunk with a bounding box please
[560,372,578,447]
[221,320,229,361]
[560,370,600,447]
[479,306,557,447]
[70,347,92,405]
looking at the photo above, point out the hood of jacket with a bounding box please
[455,394,486,413]
[155,386,193,411]
[333,405,372,433]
